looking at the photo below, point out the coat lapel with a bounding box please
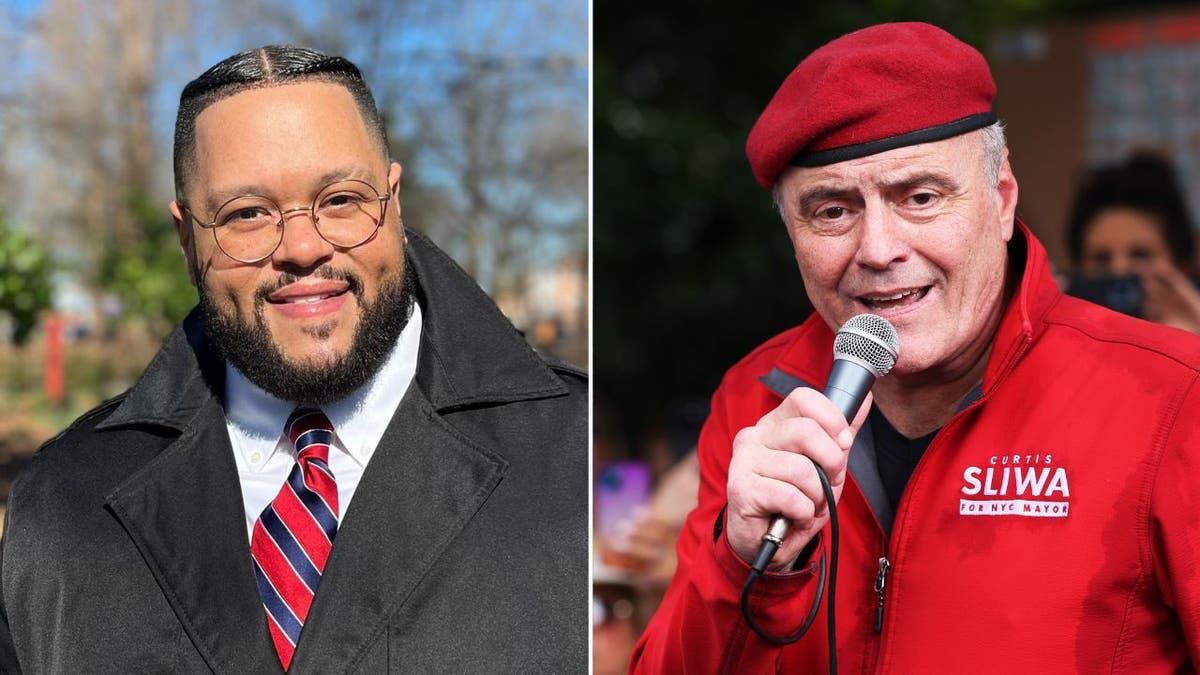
[287,384,507,674]
[104,395,282,675]
[93,233,554,674]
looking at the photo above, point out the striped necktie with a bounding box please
[250,407,340,670]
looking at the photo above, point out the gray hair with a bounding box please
[979,120,1007,188]
[771,120,1008,220]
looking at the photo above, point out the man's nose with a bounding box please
[854,203,911,269]
[271,207,335,269]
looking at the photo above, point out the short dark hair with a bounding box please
[172,45,389,200]
[1065,151,1197,272]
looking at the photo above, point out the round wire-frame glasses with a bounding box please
[184,179,391,263]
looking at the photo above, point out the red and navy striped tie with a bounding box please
[250,408,339,669]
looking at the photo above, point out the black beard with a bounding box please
[200,262,416,405]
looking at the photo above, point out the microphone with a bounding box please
[742,314,900,665]
[755,313,900,568]
[823,313,901,422]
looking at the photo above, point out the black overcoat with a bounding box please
[0,230,588,673]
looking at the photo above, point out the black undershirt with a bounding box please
[869,406,938,513]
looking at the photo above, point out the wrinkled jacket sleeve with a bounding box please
[630,380,824,674]
[1150,376,1200,667]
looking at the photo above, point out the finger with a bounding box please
[1142,262,1193,297]
[849,390,873,434]
[747,391,872,469]
[617,533,668,561]
[626,518,675,545]
[731,448,839,520]
[754,418,848,480]
[730,474,820,526]
[758,386,854,447]
[1140,268,1171,297]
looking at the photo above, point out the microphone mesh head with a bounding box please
[833,314,900,376]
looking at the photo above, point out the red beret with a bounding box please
[746,22,996,189]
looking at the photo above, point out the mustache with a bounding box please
[253,265,365,305]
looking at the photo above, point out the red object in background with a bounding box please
[1088,20,1148,52]
[1156,13,1200,45]
[44,314,64,406]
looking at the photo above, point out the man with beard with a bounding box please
[0,46,586,673]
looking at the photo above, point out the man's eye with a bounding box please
[221,207,272,225]
[236,208,266,220]
[818,206,846,219]
[909,192,936,206]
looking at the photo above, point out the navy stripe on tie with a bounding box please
[295,428,333,452]
[288,469,339,539]
[308,458,336,482]
[288,409,325,432]
[253,558,303,645]
[260,507,323,592]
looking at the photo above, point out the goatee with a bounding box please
[200,261,416,405]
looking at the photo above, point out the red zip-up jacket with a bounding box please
[631,225,1200,673]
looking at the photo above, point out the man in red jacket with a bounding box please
[632,22,1200,673]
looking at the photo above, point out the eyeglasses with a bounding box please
[184,179,391,263]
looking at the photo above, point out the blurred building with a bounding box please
[494,252,587,367]
[993,6,1200,270]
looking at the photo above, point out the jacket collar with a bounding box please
[96,310,222,432]
[405,228,568,411]
[769,220,1058,395]
[98,227,567,433]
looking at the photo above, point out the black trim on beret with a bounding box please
[788,111,998,168]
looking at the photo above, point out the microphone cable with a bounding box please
[736,313,898,675]
[740,458,839,675]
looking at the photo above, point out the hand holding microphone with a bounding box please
[726,314,899,571]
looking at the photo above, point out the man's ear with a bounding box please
[389,161,403,195]
[996,148,1019,243]
[389,161,407,245]
[169,200,199,288]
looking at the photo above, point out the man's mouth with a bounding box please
[266,281,351,305]
[262,280,354,320]
[858,286,930,311]
[268,291,346,305]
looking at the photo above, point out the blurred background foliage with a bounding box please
[97,193,196,337]
[594,0,1186,450]
[0,215,53,345]
[0,0,587,509]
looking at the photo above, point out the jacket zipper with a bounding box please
[871,335,1035,669]
[873,556,890,633]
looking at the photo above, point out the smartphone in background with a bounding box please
[1066,274,1142,317]
[595,460,653,569]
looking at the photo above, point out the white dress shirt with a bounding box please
[224,303,423,541]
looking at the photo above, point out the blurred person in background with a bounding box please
[605,450,699,587]
[0,45,586,673]
[593,399,703,672]
[1066,151,1200,334]
[598,400,705,590]
[593,562,641,675]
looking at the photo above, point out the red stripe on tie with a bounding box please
[250,519,316,618]
[264,612,296,669]
[300,461,339,516]
[252,407,339,670]
[274,482,333,564]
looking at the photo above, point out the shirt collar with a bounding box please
[225,301,423,470]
